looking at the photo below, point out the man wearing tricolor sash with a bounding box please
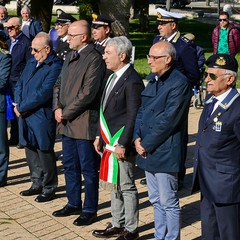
[92,36,144,240]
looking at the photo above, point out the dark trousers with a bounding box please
[25,146,58,194]
[201,195,240,240]
[9,115,19,144]
[62,136,99,213]
[0,112,9,184]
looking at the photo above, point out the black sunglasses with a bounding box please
[218,18,228,22]
[204,72,230,80]
[29,46,47,53]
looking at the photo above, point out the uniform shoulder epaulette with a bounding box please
[181,35,190,43]
[0,48,10,55]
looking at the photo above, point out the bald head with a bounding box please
[67,20,91,50]
[148,41,176,75]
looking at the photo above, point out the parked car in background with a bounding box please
[54,0,77,5]
[149,0,191,8]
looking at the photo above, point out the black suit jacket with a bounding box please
[100,65,144,150]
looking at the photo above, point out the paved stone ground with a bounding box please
[0,106,202,240]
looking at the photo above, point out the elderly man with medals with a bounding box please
[192,54,240,240]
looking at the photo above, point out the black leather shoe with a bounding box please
[52,205,81,217]
[73,212,97,226]
[92,222,124,238]
[140,178,147,185]
[0,182,7,187]
[16,144,24,149]
[35,192,55,202]
[116,230,139,240]
[20,188,42,196]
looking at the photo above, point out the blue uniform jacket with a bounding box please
[15,52,62,151]
[153,33,200,85]
[133,68,192,172]
[192,88,240,204]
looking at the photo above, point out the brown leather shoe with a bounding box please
[92,222,124,238]
[116,230,139,240]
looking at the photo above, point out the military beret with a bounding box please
[91,14,114,29]
[206,54,238,73]
[56,9,77,24]
[156,7,183,24]
[0,30,7,42]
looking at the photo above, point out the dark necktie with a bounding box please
[102,73,117,110]
[206,98,218,121]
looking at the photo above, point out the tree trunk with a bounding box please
[31,0,54,32]
[166,0,171,11]
[98,0,131,36]
[139,0,149,32]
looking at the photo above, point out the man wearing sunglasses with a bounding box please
[212,11,240,57]
[4,17,31,148]
[13,32,62,203]
[192,54,240,240]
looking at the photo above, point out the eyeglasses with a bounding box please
[218,18,228,22]
[67,33,85,39]
[55,23,68,28]
[7,25,17,30]
[146,55,167,61]
[29,46,47,53]
[204,72,230,80]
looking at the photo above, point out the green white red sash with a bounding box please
[99,106,124,190]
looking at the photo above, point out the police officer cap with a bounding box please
[156,8,183,24]
[206,54,238,73]
[0,30,7,42]
[56,9,77,24]
[91,14,114,29]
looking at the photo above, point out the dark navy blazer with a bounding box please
[192,87,240,204]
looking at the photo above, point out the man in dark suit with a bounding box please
[134,41,192,239]
[92,36,144,240]
[192,54,240,240]
[52,20,106,226]
[55,9,76,61]
[13,32,62,202]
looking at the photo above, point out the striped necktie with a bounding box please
[102,73,117,110]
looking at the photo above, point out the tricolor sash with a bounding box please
[99,106,125,191]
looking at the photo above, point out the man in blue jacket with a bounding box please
[13,32,62,202]
[134,41,192,239]
[5,17,31,147]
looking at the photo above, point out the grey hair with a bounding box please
[0,6,8,14]
[21,5,31,15]
[164,42,177,64]
[35,32,53,50]
[225,69,238,85]
[106,36,132,61]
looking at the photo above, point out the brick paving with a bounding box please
[0,107,202,240]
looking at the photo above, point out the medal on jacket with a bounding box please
[214,121,222,132]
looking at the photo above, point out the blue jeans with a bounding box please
[145,171,180,240]
[62,136,99,213]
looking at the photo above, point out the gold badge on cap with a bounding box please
[157,12,163,21]
[215,57,226,66]
[92,13,98,21]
